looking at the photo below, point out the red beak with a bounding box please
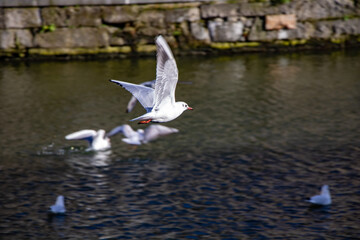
[187,107,193,110]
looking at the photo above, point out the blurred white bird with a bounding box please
[50,195,66,214]
[110,35,193,124]
[65,129,111,151]
[107,124,179,145]
[307,185,332,205]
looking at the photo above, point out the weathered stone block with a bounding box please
[102,6,137,24]
[42,6,102,27]
[208,20,244,42]
[4,8,41,28]
[138,26,167,37]
[0,8,5,29]
[291,0,360,21]
[165,8,200,23]
[266,14,296,30]
[0,30,14,49]
[0,29,33,49]
[190,22,210,42]
[238,3,280,17]
[34,28,109,48]
[137,10,165,28]
[248,17,278,41]
[201,4,238,19]
[14,29,33,48]
[313,18,360,39]
[41,7,67,27]
[285,22,315,39]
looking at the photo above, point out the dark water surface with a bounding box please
[1,50,360,239]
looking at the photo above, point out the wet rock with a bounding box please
[34,27,109,48]
[102,6,138,24]
[42,6,102,27]
[208,19,244,42]
[165,8,200,23]
[265,14,296,30]
[4,8,41,28]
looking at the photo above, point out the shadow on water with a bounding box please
[0,50,360,238]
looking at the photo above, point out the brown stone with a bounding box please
[34,28,109,48]
[265,14,296,30]
[4,8,41,28]
[42,6,102,27]
[102,6,137,24]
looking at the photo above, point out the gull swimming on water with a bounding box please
[50,195,66,214]
[107,124,179,145]
[307,185,332,205]
[65,129,111,151]
[110,35,193,124]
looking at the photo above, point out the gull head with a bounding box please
[177,101,193,112]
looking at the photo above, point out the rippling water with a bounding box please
[1,50,360,239]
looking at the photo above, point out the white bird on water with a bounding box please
[110,35,193,124]
[307,185,332,205]
[50,195,66,214]
[107,124,179,145]
[65,129,111,151]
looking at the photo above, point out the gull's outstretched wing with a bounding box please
[153,35,179,110]
[110,80,154,112]
[106,124,137,138]
[65,130,97,144]
[122,138,142,145]
[143,124,179,143]
[126,80,156,113]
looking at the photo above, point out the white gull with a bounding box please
[110,35,193,124]
[50,195,66,214]
[307,185,332,205]
[107,124,179,145]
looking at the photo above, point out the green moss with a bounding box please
[330,37,347,44]
[40,24,56,33]
[137,44,156,53]
[274,39,307,46]
[28,47,132,56]
[210,42,260,49]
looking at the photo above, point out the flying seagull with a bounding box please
[110,35,193,124]
[307,185,332,206]
[107,124,179,145]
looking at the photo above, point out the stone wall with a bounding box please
[1,0,360,59]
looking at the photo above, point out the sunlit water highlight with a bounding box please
[1,50,360,239]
